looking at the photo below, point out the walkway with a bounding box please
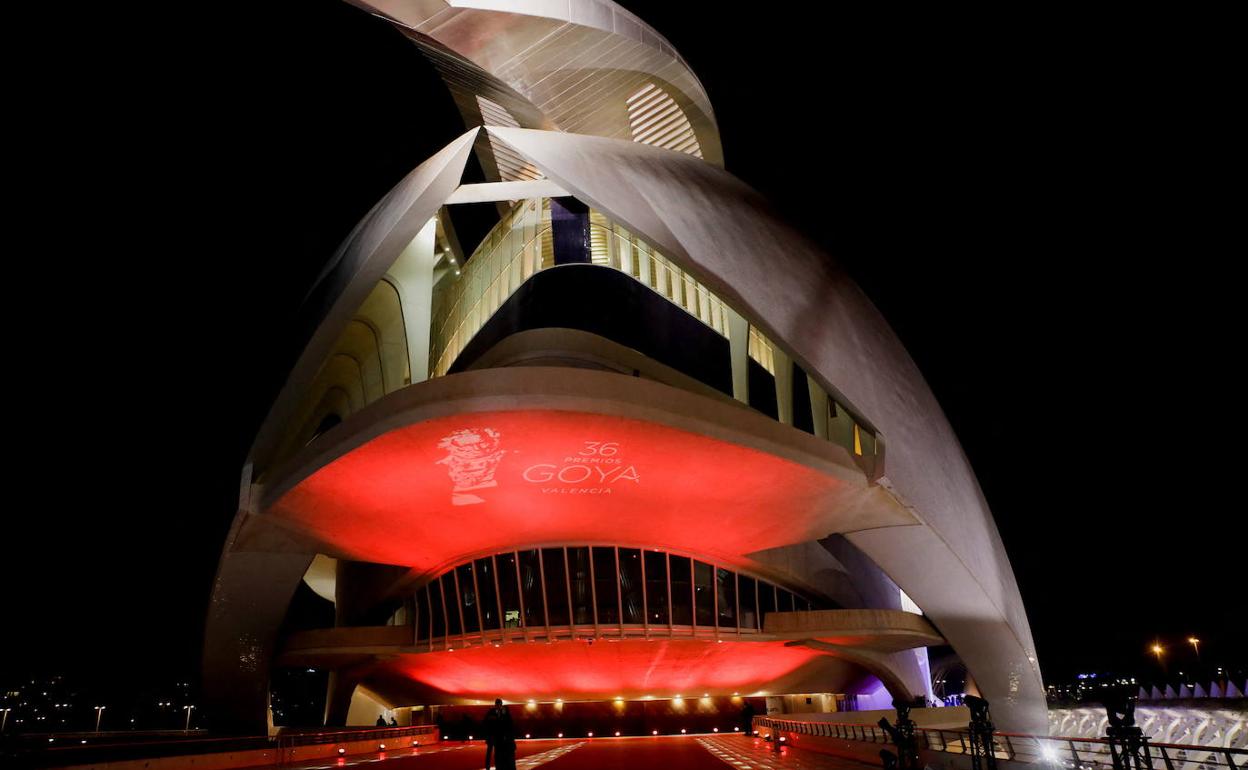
[699,735,879,770]
[261,734,879,769]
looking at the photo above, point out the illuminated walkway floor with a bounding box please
[699,735,880,770]
[263,735,879,769]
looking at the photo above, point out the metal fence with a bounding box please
[755,717,1247,770]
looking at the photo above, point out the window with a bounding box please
[644,550,669,626]
[519,550,545,628]
[456,564,479,633]
[619,548,644,624]
[496,552,521,628]
[593,547,620,625]
[421,547,797,638]
[475,557,500,631]
[758,581,776,620]
[542,548,570,626]
[738,576,758,630]
[416,588,428,641]
[694,561,714,626]
[568,547,593,625]
[670,555,692,625]
[443,573,462,636]
[430,581,446,638]
[716,568,737,629]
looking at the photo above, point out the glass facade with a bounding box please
[414,546,827,648]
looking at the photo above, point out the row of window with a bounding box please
[413,546,822,643]
[425,198,881,460]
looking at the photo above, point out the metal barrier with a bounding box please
[275,724,437,761]
[753,717,1247,770]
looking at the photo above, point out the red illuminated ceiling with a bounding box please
[356,638,866,705]
[265,410,892,570]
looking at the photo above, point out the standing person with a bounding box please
[493,702,517,770]
[483,699,504,770]
[376,714,387,727]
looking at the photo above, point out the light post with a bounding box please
[1,708,11,733]
[94,706,106,732]
[1151,643,1167,674]
[1188,637,1201,660]
[184,705,195,731]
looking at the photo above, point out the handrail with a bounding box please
[753,716,1247,769]
[278,723,437,745]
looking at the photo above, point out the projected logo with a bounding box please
[436,428,505,506]
[522,441,640,495]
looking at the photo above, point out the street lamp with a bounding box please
[1151,643,1167,673]
[1188,637,1201,660]
[184,705,195,731]
[94,706,106,732]
[1,708,11,733]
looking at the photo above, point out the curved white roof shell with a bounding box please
[347,0,724,166]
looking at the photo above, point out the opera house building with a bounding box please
[204,0,1046,738]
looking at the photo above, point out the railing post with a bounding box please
[1158,746,1175,770]
[1068,739,1079,768]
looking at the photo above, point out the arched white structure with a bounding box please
[205,0,1046,736]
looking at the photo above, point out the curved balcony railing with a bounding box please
[429,200,735,378]
[753,717,1248,770]
[424,198,879,463]
[408,545,826,651]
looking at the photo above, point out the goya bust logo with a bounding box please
[436,428,505,506]
[522,441,640,494]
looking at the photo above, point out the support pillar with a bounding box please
[773,346,793,425]
[807,374,829,439]
[203,540,312,735]
[323,671,360,727]
[726,307,749,404]
[387,218,438,384]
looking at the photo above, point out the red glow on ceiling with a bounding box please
[370,638,854,704]
[269,410,847,569]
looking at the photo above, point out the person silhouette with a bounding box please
[483,699,503,769]
[376,714,387,727]
[390,716,398,727]
[493,703,517,770]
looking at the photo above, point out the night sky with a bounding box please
[4,1,1241,699]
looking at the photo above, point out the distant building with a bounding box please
[204,0,1045,736]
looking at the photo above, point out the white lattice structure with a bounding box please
[1049,706,1248,750]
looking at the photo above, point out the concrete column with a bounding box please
[202,543,313,735]
[323,671,360,727]
[387,218,439,384]
[807,374,829,440]
[773,346,793,425]
[725,307,749,404]
[764,696,785,716]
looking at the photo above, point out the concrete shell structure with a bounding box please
[205,0,1046,736]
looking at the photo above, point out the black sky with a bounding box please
[4,1,1242,694]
